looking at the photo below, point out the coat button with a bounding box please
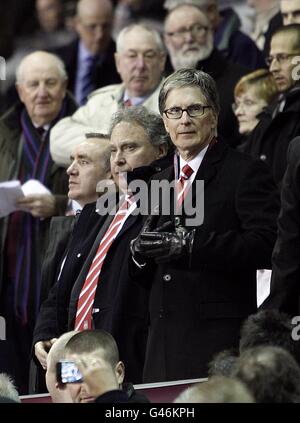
[260,154,267,161]
[77,253,81,258]
[163,274,171,282]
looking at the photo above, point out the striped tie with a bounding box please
[79,55,97,105]
[74,197,131,330]
[176,164,194,208]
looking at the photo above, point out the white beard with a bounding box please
[169,33,214,70]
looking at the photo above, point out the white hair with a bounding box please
[16,51,68,83]
[116,23,166,53]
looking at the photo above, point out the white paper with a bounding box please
[22,179,51,196]
[0,180,24,218]
[0,179,51,218]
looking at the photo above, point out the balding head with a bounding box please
[164,4,214,70]
[16,51,67,126]
[76,0,114,54]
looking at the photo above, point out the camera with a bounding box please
[56,360,83,384]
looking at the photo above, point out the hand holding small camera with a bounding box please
[74,355,120,398]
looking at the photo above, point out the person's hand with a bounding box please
[34,338,58,369]
[16,194,57,218]
[131,216,195,263]
[75,355,120,398]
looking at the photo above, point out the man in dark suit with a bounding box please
[163,3,250,147]
[33,106,171,384]
[261,137,300,316]
[54,0,120,104]
[130,68,279,382]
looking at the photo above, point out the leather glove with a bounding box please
[131,215,195,264]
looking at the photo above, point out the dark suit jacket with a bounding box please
[33,156,173,384]
[261,137,300,316]
[53,38,121,95]
[132,141,280,382]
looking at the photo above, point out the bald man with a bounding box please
[54,0,121,104]
[0,50,77,394]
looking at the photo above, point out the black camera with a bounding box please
[56,360,83,384]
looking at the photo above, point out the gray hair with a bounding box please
[16,51,68,83]
[109,106,171,148]
[116,23,166,54]
[0,373,20,403]
[159,68,220,116]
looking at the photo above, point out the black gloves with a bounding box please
[131,215,195,264]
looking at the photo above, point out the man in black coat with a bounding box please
[261,137,300,317]
[33,106,171,384]
[131,68,279,382]
[242,24,300,186]
[163,3,250,148]
[53,0,120,105]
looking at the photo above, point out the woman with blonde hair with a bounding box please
[233,69,278,136]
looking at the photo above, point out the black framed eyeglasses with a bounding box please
[265,53,297,67]
[164,104,212,119]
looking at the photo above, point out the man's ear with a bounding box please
[157,143,168,159]
[162,114,170,134]
[15,83,24,103]
[114,53,121,75]
[115,361,125,385]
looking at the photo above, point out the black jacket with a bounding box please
[242,85,300,186]
[33,155,173,384]
[131,141,279,382]
[261,137,300,316]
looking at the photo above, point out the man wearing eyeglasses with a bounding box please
[130,68,279,383]
[53,0,121,105]
[163,3,250,148]
[242,24,300,186]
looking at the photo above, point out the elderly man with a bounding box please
[281,0,300,24]
[164,3,249,147]
[54,0,120,105]
[50,23,167,167]
[0,51,77,393]
[34,107,170,384]
[242,24,300,186]
[130,68,279,382]
[164,0,265,69]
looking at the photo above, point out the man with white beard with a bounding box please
[164,4,250,147]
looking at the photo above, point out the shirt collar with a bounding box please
[123,90,148,106]
[179,145,209,177]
